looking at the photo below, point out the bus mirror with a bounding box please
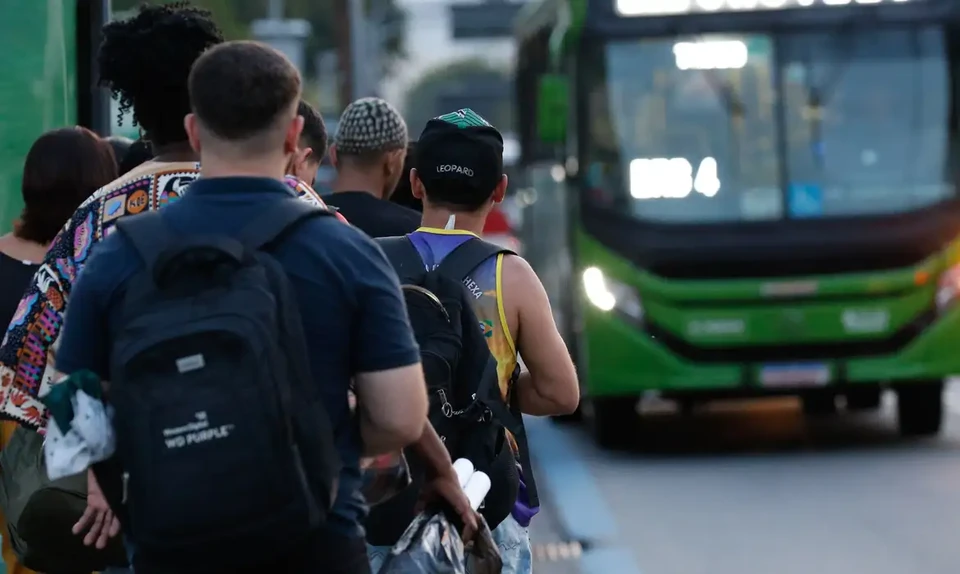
[537,74,568,145]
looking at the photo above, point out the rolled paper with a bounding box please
[453,458,475,488]
[464,471,491,511]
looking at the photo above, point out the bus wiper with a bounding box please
[700,72,744,181]
[803,25,857,165]
[701,72,745,120]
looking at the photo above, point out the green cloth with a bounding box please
[38,370,102,432]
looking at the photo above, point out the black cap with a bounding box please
[414,109,504,203]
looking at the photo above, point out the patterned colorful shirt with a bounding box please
[0,163,337,428]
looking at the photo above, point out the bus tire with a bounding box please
[587,397,637,450]
[897,381,943,437]
[845,388,882,411]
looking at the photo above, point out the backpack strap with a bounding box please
[376,236,427,283]
[435,237,515,282]
[238,198,335,251]
[439,237,536,504]
[114,212,177,272]
[477,359,540,508]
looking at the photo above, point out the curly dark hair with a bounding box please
[98,2,223,147]
[17,127,118,245]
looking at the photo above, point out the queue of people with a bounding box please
[0,3,578,574]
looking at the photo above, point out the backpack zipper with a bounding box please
[438,389,486,420]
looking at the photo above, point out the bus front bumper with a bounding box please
[583,307,960,397]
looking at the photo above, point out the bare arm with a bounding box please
[354,364,429,455]
[410,421,452,476]
[339,224,430,456]
[502,256,579,415]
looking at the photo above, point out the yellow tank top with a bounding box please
[406,228,518,405]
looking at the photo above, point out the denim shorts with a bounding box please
[102,535,136,574]
[367,514,532,574]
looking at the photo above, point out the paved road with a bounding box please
[526,384,960,574]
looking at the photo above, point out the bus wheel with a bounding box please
[587,397,638,450]
[801,393,837,417]
[897,381,943,437]
[845,388,882,411]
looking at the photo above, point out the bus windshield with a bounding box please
[585,26,952,223]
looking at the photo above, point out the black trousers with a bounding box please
[133,531,372,574]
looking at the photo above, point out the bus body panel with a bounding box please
[577,230,960,397]
[0,0,79,234]
[516,0,960,412]
[582,304,960,396]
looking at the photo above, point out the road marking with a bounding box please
[532,541,583,563]
[526,416,643,574]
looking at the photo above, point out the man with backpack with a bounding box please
[52,41,438,574]
[365,109,580,573]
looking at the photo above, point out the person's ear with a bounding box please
[384,149,404,179]
[184,113,201,154]
[329,144,339,168]
[411,169,425,200]
[284,115,305,156]
[285,147,310,178]
[300,147,314,165]
[492,174,508,204]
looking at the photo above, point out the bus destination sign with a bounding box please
[616,0,914,17]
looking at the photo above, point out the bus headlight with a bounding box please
[936,265,960,311]
[582,267,644,322]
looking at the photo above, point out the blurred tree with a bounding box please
[111,0,406,81]
[286,0,406,78]
[110,0,248,40]
[403,59,513,136]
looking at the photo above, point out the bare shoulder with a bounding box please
[499,253,540,292]
[499,253,549,339]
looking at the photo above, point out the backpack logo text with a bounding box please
[162,411,235,449]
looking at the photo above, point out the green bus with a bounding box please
[514,0,960,447]
[0,0,111,234]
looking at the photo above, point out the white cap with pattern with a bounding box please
[334,97,408,155]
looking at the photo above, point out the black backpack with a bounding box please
[364,235,539,545]
[106,200,342,572]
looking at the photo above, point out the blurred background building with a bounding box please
[109,0,526,141]
[108,0,525,196]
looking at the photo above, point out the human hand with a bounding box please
[72,469,121,549]
[417,466,479,541]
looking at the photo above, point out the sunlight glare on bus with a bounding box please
[630,158,721,200]
[673,40,747,70]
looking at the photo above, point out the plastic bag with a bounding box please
[377,510,503,574]
[464,515,503,574]
[361,450,412,507]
